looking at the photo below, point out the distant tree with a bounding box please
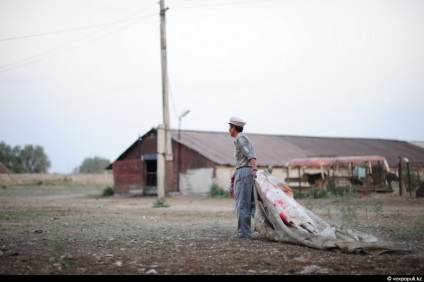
[77,156,111,173]
[18,145,51,173]
[0,141,51,173]
[0,141,17,170]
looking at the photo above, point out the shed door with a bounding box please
[143,154,157,195]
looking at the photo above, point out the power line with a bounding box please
[0,3,157,42]
[0,16,149,42]
[0,0,281,73]
[0,0,277,42]
[0,14,156,73]
[170,0,281,10]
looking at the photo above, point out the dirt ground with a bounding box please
[0,184,423,276]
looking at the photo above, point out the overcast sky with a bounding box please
[1,0,423,174]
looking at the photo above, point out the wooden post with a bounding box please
[406,161,412,197]
[398,157,402,196]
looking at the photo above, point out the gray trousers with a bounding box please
[234,167,256,237]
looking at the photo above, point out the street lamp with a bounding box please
[178,109,190,140]
[177,109,190,192]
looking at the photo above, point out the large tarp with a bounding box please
[253,170,400,255]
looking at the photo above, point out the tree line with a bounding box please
[0,141,110,173]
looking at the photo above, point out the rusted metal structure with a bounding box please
[285,155,390,192]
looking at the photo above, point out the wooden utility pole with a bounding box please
[157,0,173,199]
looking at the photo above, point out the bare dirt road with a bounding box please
[0,184,423,276]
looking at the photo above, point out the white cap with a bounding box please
[229,116,246,127]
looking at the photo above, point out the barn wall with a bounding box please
[165,160,174,194]
[113,159,144,196]
[176,143,216,171]
[174,142,216,194]
[176,163,293,196]
[211,166,290,194]
[121,136,157,160]
[213,166,234,191]
[178,166,234,196]
[179,168,214,195]
[140,133,158,155]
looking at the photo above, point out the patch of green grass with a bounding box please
[330,188,360,227]
[361,194,384,227]
[102,187,114,196]
[36,177,73,186]
[209,183,231,198]
[306,187,329,199]
[295,185,388,228]
[153,197,170,208]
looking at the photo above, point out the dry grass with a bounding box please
[0,173,113,186]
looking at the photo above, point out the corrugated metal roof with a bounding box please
[172,129,424,168]
[409,141,424,149]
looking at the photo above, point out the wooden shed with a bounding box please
[107,127,424,197]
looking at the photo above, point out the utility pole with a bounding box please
[157,0,173,198]
[157,124,165,199]
[160,0,172,161]
[157,0,173,199]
